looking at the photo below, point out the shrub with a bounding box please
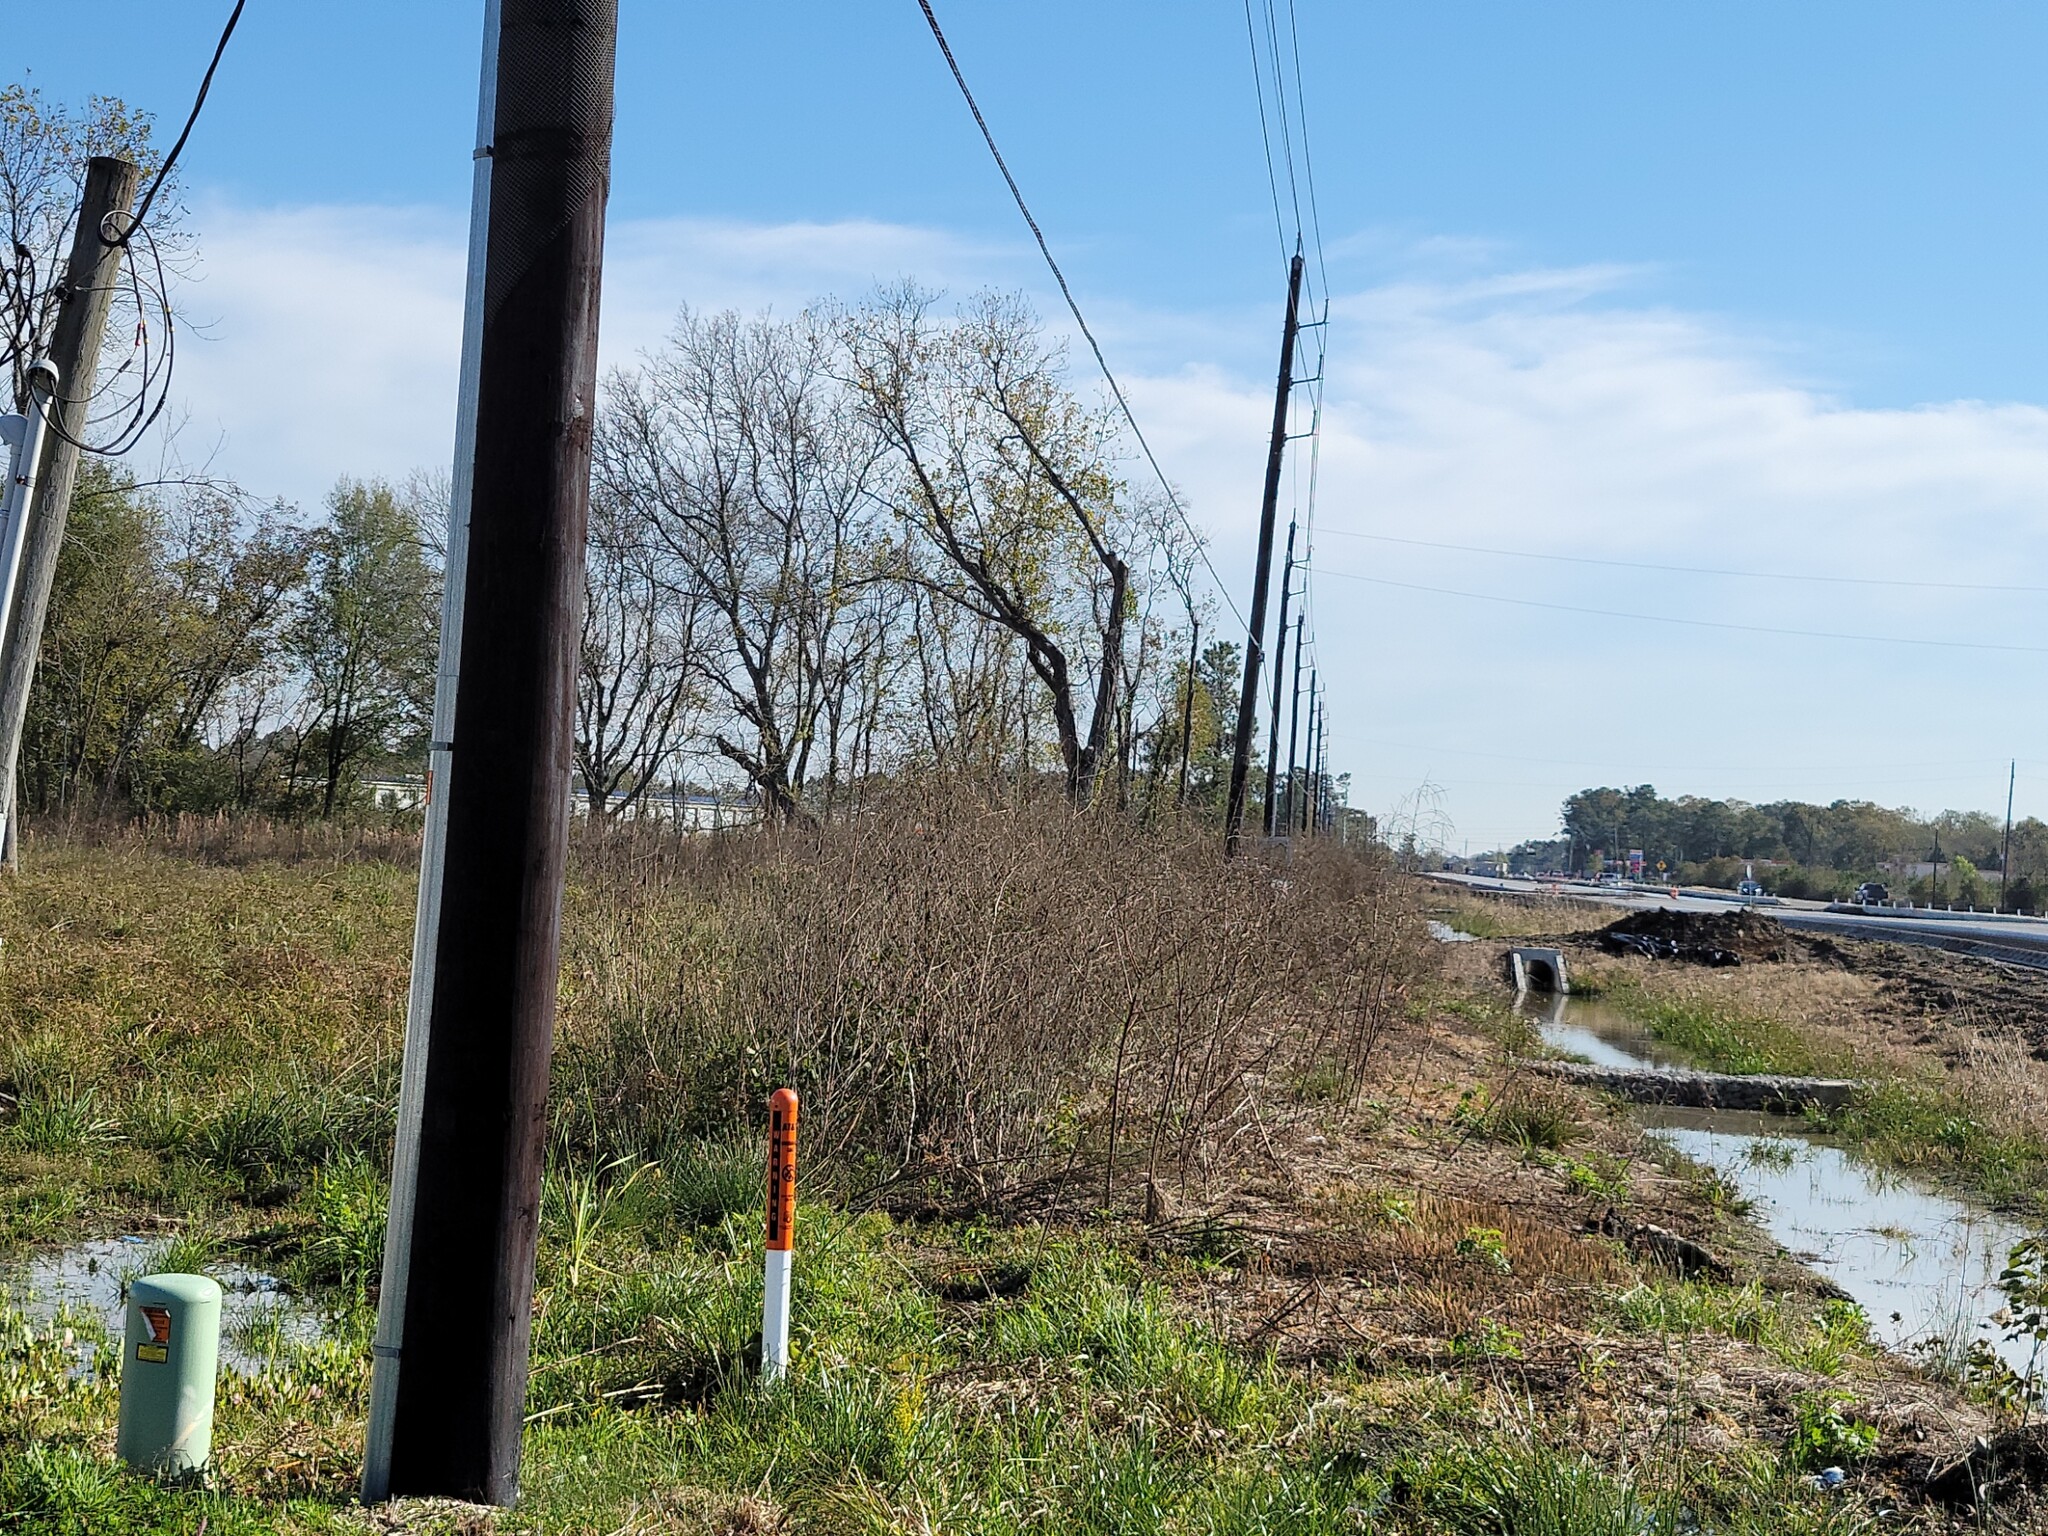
[552,800,1425,1211]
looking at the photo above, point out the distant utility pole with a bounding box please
[1313,702,1328,832]
[1302,680,1319,835]
[0,156,141,869]
[1224,249,1304,857]
[1299,675,1316,835]
[1318,708,1335,835]
[1175,617,1199,808]
[1260,521,1296,837]
[363,0,617,1507]
[1282,612,1304,834]
[2003,759,2017,906]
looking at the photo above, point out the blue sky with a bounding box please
[17,3,2048,847]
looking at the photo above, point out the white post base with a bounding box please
[762,1247,792,1382]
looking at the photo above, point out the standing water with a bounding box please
[1521,990,2038,1376]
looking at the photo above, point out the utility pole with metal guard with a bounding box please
[362,0,618,1506]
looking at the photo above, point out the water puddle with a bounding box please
[1429,921,1479,943]
[2,1236,331,1376]
[1524,992,2038,1375]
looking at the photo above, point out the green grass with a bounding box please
[0,840,1956,1533]
[1609,988,1829,1079]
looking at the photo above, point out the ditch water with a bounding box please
[1,1235,329,1377]
[1520,989,2038,1376]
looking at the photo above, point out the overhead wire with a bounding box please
[913,0,1244,628]
[35,0,243,457]
[1316,566,2048,654]
[1241,0,1291,263]
[1321,528,2048,594]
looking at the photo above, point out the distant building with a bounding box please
[572,786,758,832]
[361,776,758,832]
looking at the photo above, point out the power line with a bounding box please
[1317,566,2048,654]
[1324,735,2006,775]
[1281,0,1331,310]
[1323,528,2048,594]
[913,0,1243,628]
[1241,0,1290,263]
[123,0,247,243]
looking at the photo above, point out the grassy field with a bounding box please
[0,830,2022,1533]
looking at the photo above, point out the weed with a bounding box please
[1788,1391,1879,1469]
[1561,1155,1630,1202]
[1455,1226,1511,1274]
[1489,1086,1579,1153]
[137,1231,218,1281]
[1403,1437,1647,1535]
[1451,1318,1525,1360]
[5,1082,119,1154]
[660,1135,763,1229]
[303,1152,387,1297]
[544,1153,660,1291]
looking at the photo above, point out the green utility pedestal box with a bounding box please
[117,1272,222,1476]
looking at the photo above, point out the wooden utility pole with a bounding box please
[1260,521,1296,837]
[0,156,141,867]
[1224,249,1303,856]
[365,0,616,1506]
[1282,613,1304,834]
[2003,759,2017,908]
[1314,702,1329,833]
[1175,617,1199,808]
[1302,678,1319,834]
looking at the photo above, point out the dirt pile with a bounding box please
[1595,908,1790,966]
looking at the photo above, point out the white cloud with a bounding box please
[153,204,2048,842]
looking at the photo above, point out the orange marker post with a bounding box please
[762,1089,798,1382]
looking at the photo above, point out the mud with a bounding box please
[1596,907,1791,964]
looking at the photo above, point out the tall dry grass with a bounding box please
[555,797,1428,1213]
[21,808,424,867]
[1,798,1427,1219]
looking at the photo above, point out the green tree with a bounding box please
[20,465,308,815]
[292,479,438,817]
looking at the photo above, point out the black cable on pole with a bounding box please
[121,0,247,246]
[914,0,1244,628]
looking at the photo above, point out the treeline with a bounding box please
[1502,784,2048,904]
[21,468,439,820]
[27,295,1347,832]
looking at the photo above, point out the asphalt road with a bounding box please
[1425,870,2048,972]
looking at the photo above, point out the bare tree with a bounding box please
[575,482,701,819]
[843,288,1142,805]
[598,309,884,823]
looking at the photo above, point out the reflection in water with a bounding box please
[1527,993,2036,1375]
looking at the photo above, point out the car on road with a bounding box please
[1736,878,1765,900]
[1854,882,1889,906]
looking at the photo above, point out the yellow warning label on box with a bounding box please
[135,1342,169,1364]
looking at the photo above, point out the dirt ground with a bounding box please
[1141,975,2018,1526]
